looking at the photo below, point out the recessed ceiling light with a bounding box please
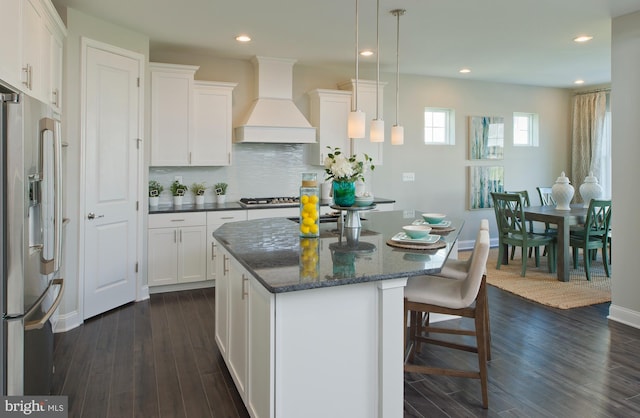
[360,49,374,57]
[459,68,471,74]
[574,79,585,85]
[574,35,593,43]
[235,34,251,42]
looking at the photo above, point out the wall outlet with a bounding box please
[174,175,183,184]
[403,209,415,218]
[402,172,415,182]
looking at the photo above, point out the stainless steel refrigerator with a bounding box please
[1,79,65,395]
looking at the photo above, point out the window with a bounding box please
[424,108,455,145]
[513,112,539,146]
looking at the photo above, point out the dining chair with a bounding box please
[491,192,556,277]
[536,186,556,206]
[506,190,535,260]
[404,228,491,409]
[569,199,611,281]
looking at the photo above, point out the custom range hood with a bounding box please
[234,56,316,143]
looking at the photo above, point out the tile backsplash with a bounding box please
[149,143,327,205]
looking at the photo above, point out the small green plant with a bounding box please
[170,180,188,196]
[214,182,228,195]
[148,180,163,197]
[190,182,207,196]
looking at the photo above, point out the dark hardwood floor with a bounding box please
[52,286,640,418]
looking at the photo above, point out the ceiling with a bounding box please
[52,0,640,88]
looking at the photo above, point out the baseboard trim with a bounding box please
[148,280,215,294]
[54,310,83,333]
[608,304,640,330]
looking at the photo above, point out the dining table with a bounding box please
[523,204,588,282]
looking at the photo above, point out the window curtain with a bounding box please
[570,91,611,201]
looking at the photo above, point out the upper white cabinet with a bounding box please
[192,81,237,166]
[150,63,198,166]
[150,63,236,166]
[306,89,352,166]
[21,0,65,107]
[338,79,385,165]
[0,0,23,87]
[1,0,65,108]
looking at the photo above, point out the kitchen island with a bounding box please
[213,210,463,418]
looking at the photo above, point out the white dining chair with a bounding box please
[404,228,491,409]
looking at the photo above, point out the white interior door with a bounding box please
[82,40,142,319]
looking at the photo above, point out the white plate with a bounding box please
[412,219,451,228]
[391,232,441,244]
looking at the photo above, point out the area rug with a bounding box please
[461,248,611,309]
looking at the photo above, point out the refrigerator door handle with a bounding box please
[38,117,63,275]
[24,278,65,331]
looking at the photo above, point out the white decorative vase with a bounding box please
[216,194,226,204]
[173,195,183,207]
[551,171,574,210]
[195,195,205,205]
[579,171,603,208]
[149,196,159,207]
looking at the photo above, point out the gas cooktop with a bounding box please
[238,196,300,208]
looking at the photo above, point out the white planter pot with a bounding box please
[216,195,226,204]
[149,196,159,207]
[551,172,574,211]
[195,195,205,205]
[173,195,183,207]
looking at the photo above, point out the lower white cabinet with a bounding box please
[148,212,207,286]
[207,211,247,281]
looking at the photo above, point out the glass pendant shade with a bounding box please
[348,110,366,139]
[370,119,385,143]
[391,125,404,145]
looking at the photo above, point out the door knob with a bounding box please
[87,212,104,220]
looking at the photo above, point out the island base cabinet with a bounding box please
[214,242,408,418]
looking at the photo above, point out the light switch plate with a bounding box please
[402,172,415,182]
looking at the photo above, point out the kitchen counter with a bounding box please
[213,210,463,293]
[148,197,396,214]
[213,209,464,418]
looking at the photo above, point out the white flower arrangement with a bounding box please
[323,147,374,183]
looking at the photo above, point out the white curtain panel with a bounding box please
[571,91,610,201]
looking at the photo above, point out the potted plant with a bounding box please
[148,180,163,207]
[170,180,188,206]
[214,182,228,204]
[191,182,207,205]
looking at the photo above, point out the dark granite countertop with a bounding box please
[213,210,464,294]
[149,197,395,214]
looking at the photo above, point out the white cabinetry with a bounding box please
[0,0,65,105]
[338,79,386,165]
[19,0,65,107]
[206,210,247,281]
[247,207,298,220]
[306,89,352,165]
[0,0,22,87]
[147,212,207,286]
[150,63,198,166]
[150,63,236,166]
[193,81,237,166]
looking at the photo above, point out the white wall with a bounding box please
[55,7,149,331]
[609,11,640,328]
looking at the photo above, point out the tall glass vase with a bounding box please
[332,180,356,207]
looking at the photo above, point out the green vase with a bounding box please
[333,180,356,207]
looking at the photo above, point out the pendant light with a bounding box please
[391,9,405,145]
[370,0,384,143]
[348,0,366,139]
